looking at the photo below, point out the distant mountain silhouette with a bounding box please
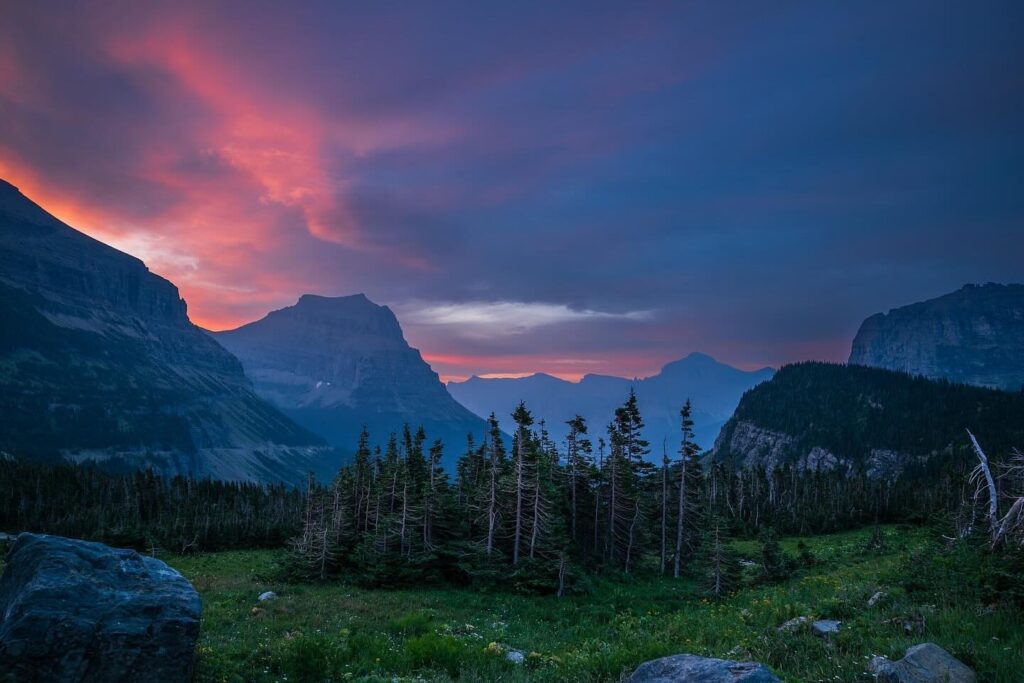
[213,294,492,464]
[0,178,331,483]
[448,353,773,457]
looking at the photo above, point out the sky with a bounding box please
[1,2,1022,382]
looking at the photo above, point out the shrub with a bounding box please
[387,611,434,637]
[898,536,1024,609]
[796,539,817,567]
[404,633,469,678]
[274,633,344,681]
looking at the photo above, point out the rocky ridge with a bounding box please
[0,178,331,483]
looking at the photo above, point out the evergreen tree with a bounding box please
[758,527,792,583]
[510,402,535,565]
[674,399,702,577]
[565,415,592,547]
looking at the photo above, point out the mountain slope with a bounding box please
[213,294,492,461]
[0,179,331,483]
[849,283,1024,391]
[448,353,774,456]
[711,361,1024,477]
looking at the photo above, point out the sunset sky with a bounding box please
[2,2,1022,381]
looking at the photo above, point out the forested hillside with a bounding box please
[713,362,1024,476]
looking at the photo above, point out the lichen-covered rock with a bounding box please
[0,533,201,682]
[628,654,781,682]
[777,616,810,632]
[869,643,976,683]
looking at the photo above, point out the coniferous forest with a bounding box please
[0,388,988,594]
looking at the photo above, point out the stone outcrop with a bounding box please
[628,654,781,682]
[712,420,859,474]
[713,421,795,471]
[0,178,331,483]
[850,283,1024,392]
[0,533,201,682]
[869,643,976,682]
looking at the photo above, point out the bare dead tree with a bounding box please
[966,430,1024,548]
[967,429,1000,545]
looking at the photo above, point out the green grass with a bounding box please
[164,526,1023,682]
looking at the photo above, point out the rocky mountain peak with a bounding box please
[849,283,1024,391]
[254,293,406,346]
[213,294,491,460]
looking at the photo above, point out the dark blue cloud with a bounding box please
[1,1,1021,378]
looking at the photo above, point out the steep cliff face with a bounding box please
[711,362,1024,478]
[448,353,774,457]
[849,283,1024,391]
[213,294,491,460]
[0,179,331,483]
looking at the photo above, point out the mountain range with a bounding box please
[849,283,1024,392]
[447,353,774,456]
[5,171,1022,485]
[213,295,492,459]
[0,179,332,483]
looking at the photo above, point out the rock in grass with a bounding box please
[258,590,277,602]
[506,649,525,664]
[869,643,976,683]
[868,591,886,607]
[0,533,201,682]
[777,616,810,632]
[811,619,841,637]
[628,654,781,682]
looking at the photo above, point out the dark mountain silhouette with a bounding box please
[0,179,332,483]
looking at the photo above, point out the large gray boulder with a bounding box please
[869,643,976,683]
[629,654,781,682]
[0,533,201,682]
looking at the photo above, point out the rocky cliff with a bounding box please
[213,294,491,461]
[0,179,332,483]
[849,283,1024,392]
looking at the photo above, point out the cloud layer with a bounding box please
[2,2,1022,381]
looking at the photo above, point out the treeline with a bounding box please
[289,392,957,593]
[1,389,972,590]
[0,459,304,552]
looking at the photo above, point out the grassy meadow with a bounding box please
[151,526,1023,682]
